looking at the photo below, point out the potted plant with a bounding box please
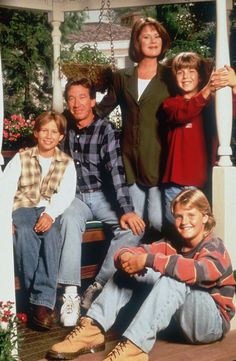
[60,44,114,93]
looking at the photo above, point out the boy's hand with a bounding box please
[34,213,53,233]
[119,251,147,275]
[19,147,30,153]
[120,212,145,236]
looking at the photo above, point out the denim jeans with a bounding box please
[88,269,223,353]
[58,191,143,287]
[13,207,62,310]
[128,183,162,231]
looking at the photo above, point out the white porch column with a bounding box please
[0,55,17,357]
[48,5,64,113]
[0,49,4,170]
[213,0,236,329]
[215,0,232,167]
[0,50,18,354]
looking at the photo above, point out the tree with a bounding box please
[156,2,216,58]
[0,8,86,118]
[60,11,86,45]
[0,8,53,117]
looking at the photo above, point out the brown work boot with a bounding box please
[103,339,149,361]
[47,316,105,360]
[30,305,57,331]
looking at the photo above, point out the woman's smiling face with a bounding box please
[139,25,162,58]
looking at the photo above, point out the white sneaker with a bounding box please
[60,294,80,327]
[81,282,103,311]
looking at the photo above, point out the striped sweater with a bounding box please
[115,233,236,333]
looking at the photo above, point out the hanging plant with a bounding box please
[60,45,114,93]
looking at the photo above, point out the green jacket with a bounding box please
[96,65,169,187]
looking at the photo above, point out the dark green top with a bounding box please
[96,65,169,187]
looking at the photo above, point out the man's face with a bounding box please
[67,85,96,127]
[174,203,208,249]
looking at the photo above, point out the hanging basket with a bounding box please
[61,62,113,93]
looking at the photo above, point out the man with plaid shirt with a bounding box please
[58,78,145,327]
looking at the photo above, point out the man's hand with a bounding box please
[119,251,147,275]
[34,213,53,233]
[120,212,145,236]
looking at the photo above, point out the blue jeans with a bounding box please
[88,269,223,353]
[58,192,143,287]
[13,207,62,310]
[129,183,162,231]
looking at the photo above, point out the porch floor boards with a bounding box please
[19,325,236,361]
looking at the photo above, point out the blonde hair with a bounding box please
[171,189,216,234]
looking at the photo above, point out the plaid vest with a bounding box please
[13,146,71,211]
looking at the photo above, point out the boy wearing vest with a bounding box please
[2,111,76,330]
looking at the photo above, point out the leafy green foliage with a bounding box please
[60,11,86,44]
[60,44,111,65]
[156,3,216,58]
[0,8,53,118]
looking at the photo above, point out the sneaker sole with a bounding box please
[46,343,105,360]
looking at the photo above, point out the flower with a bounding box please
[0,301,23,361]
[16,313,27,324]
[3,114,35,149]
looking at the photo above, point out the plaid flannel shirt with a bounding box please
[66,117,134,215]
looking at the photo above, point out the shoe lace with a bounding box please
[89,282,100,292]
[66,317,88,340]
[62,295,79,315]
[82,282,102,300]
[106,340,127,360]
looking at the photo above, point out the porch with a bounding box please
[18,324,236,361]
[0,1,236,360]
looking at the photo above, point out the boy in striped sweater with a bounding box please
[48,189,235,361]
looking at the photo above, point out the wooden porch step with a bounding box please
[19,326,236,361]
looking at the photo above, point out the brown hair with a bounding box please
[171,189,216,234]
[34,111,67,135]
[64,78,96,102]
[172,52,210,90]
[129,17,170,63]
